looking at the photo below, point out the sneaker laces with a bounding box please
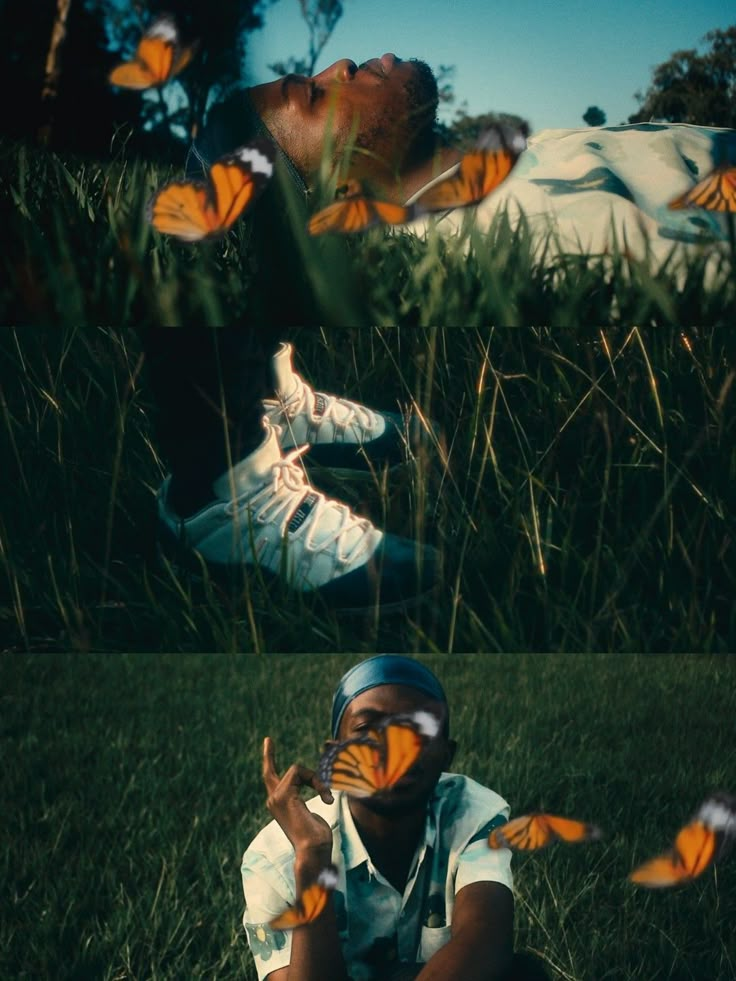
[224,443,376,566]
[278,373,380,435]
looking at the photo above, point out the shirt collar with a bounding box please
[338,788,440,874]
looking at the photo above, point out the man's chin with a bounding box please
[357,786,432,817]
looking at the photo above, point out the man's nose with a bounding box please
[315,59,358,83]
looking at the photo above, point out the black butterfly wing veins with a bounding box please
[318,733,384,798]
[414,123,528,213]
[317,710,440,797]
[668,165,736,212]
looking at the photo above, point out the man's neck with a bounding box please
[348,798,428,893]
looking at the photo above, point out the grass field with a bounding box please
[1,139,735,327]
[2,326,735,653]
[2,325,735,653]
[2,654,736,980]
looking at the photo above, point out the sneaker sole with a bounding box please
[155,540,439,617]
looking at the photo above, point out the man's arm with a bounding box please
[258,737,350,981]
[413,881,514,981]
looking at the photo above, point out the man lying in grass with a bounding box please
[241,655,550,981]
[148,328,438,612]
[192,55,735,265]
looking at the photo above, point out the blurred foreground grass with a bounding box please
[1,139,734,326]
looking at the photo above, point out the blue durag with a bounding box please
[331,655,448,738]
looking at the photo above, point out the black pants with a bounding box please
[143,327,284,514]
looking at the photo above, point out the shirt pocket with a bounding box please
[417,924,452,963]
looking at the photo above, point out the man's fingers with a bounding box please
[263,740,334,804]
[262,736,280,791]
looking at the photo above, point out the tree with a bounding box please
[268,0,343,77]
[442,109,531,152]
[93,1,273,143]
[0,0,273,156]
[629,25,736,127]
[38,0,73,144]
[582,105,606,127]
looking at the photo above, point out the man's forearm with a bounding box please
[286,847,349,981]
[412,930,513,981]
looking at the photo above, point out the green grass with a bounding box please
[1,326,735,653]
[1,139,734,326]
[2,654,735,980]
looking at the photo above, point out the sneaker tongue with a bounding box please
[272,342,300,401]
[212,424,282,499]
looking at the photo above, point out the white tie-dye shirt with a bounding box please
[241,774,512,981]
[405,123,736,268]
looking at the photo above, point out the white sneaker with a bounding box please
[157,421,438,610]
[263,342,414,473]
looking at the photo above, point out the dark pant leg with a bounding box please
[506,950,552,981]
[143,327,283,515]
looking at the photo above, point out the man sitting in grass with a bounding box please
[194,55,736,266]
[241,655,550,981]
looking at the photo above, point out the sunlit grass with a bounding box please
[1,326,734,653]
[2,654,735,980]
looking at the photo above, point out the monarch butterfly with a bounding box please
[108,15,196,90]
[147,142,274,241]
[269,865,339,930]
[412,124,527,214]
[317,710,441,798]
[629,793,736,888]
[668,165,736,213]
[488,813,603,851]
[307,179,415,235]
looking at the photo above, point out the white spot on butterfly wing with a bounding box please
[233,145,274,178]
[147,16,179,42]
[410,710,441,738]
[317,865,339,890]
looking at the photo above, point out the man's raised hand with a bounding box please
[262,736,334,856]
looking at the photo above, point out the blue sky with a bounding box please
[245,0,732,132]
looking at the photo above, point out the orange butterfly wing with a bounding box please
[630,821,719,888]
[147,181,217,241]
[323,739,385,797]
[317,712,437,797]
[109,59,160,89]
[148,143,274,242]
[416,149,517,211]
[375,722,425,789]
[109,17,195,89]
[269,867,338,930]
[308,181,413,235]
[413,125,526,213]
[489,813,602,851]
[668,165,736,213]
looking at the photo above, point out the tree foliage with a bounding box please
[582,105,606,127]
[0,0,272,157]
[629,25,736,127]
[440,109,531,151]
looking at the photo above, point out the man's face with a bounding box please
[248,54,430,180]
[335,683,455,816]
